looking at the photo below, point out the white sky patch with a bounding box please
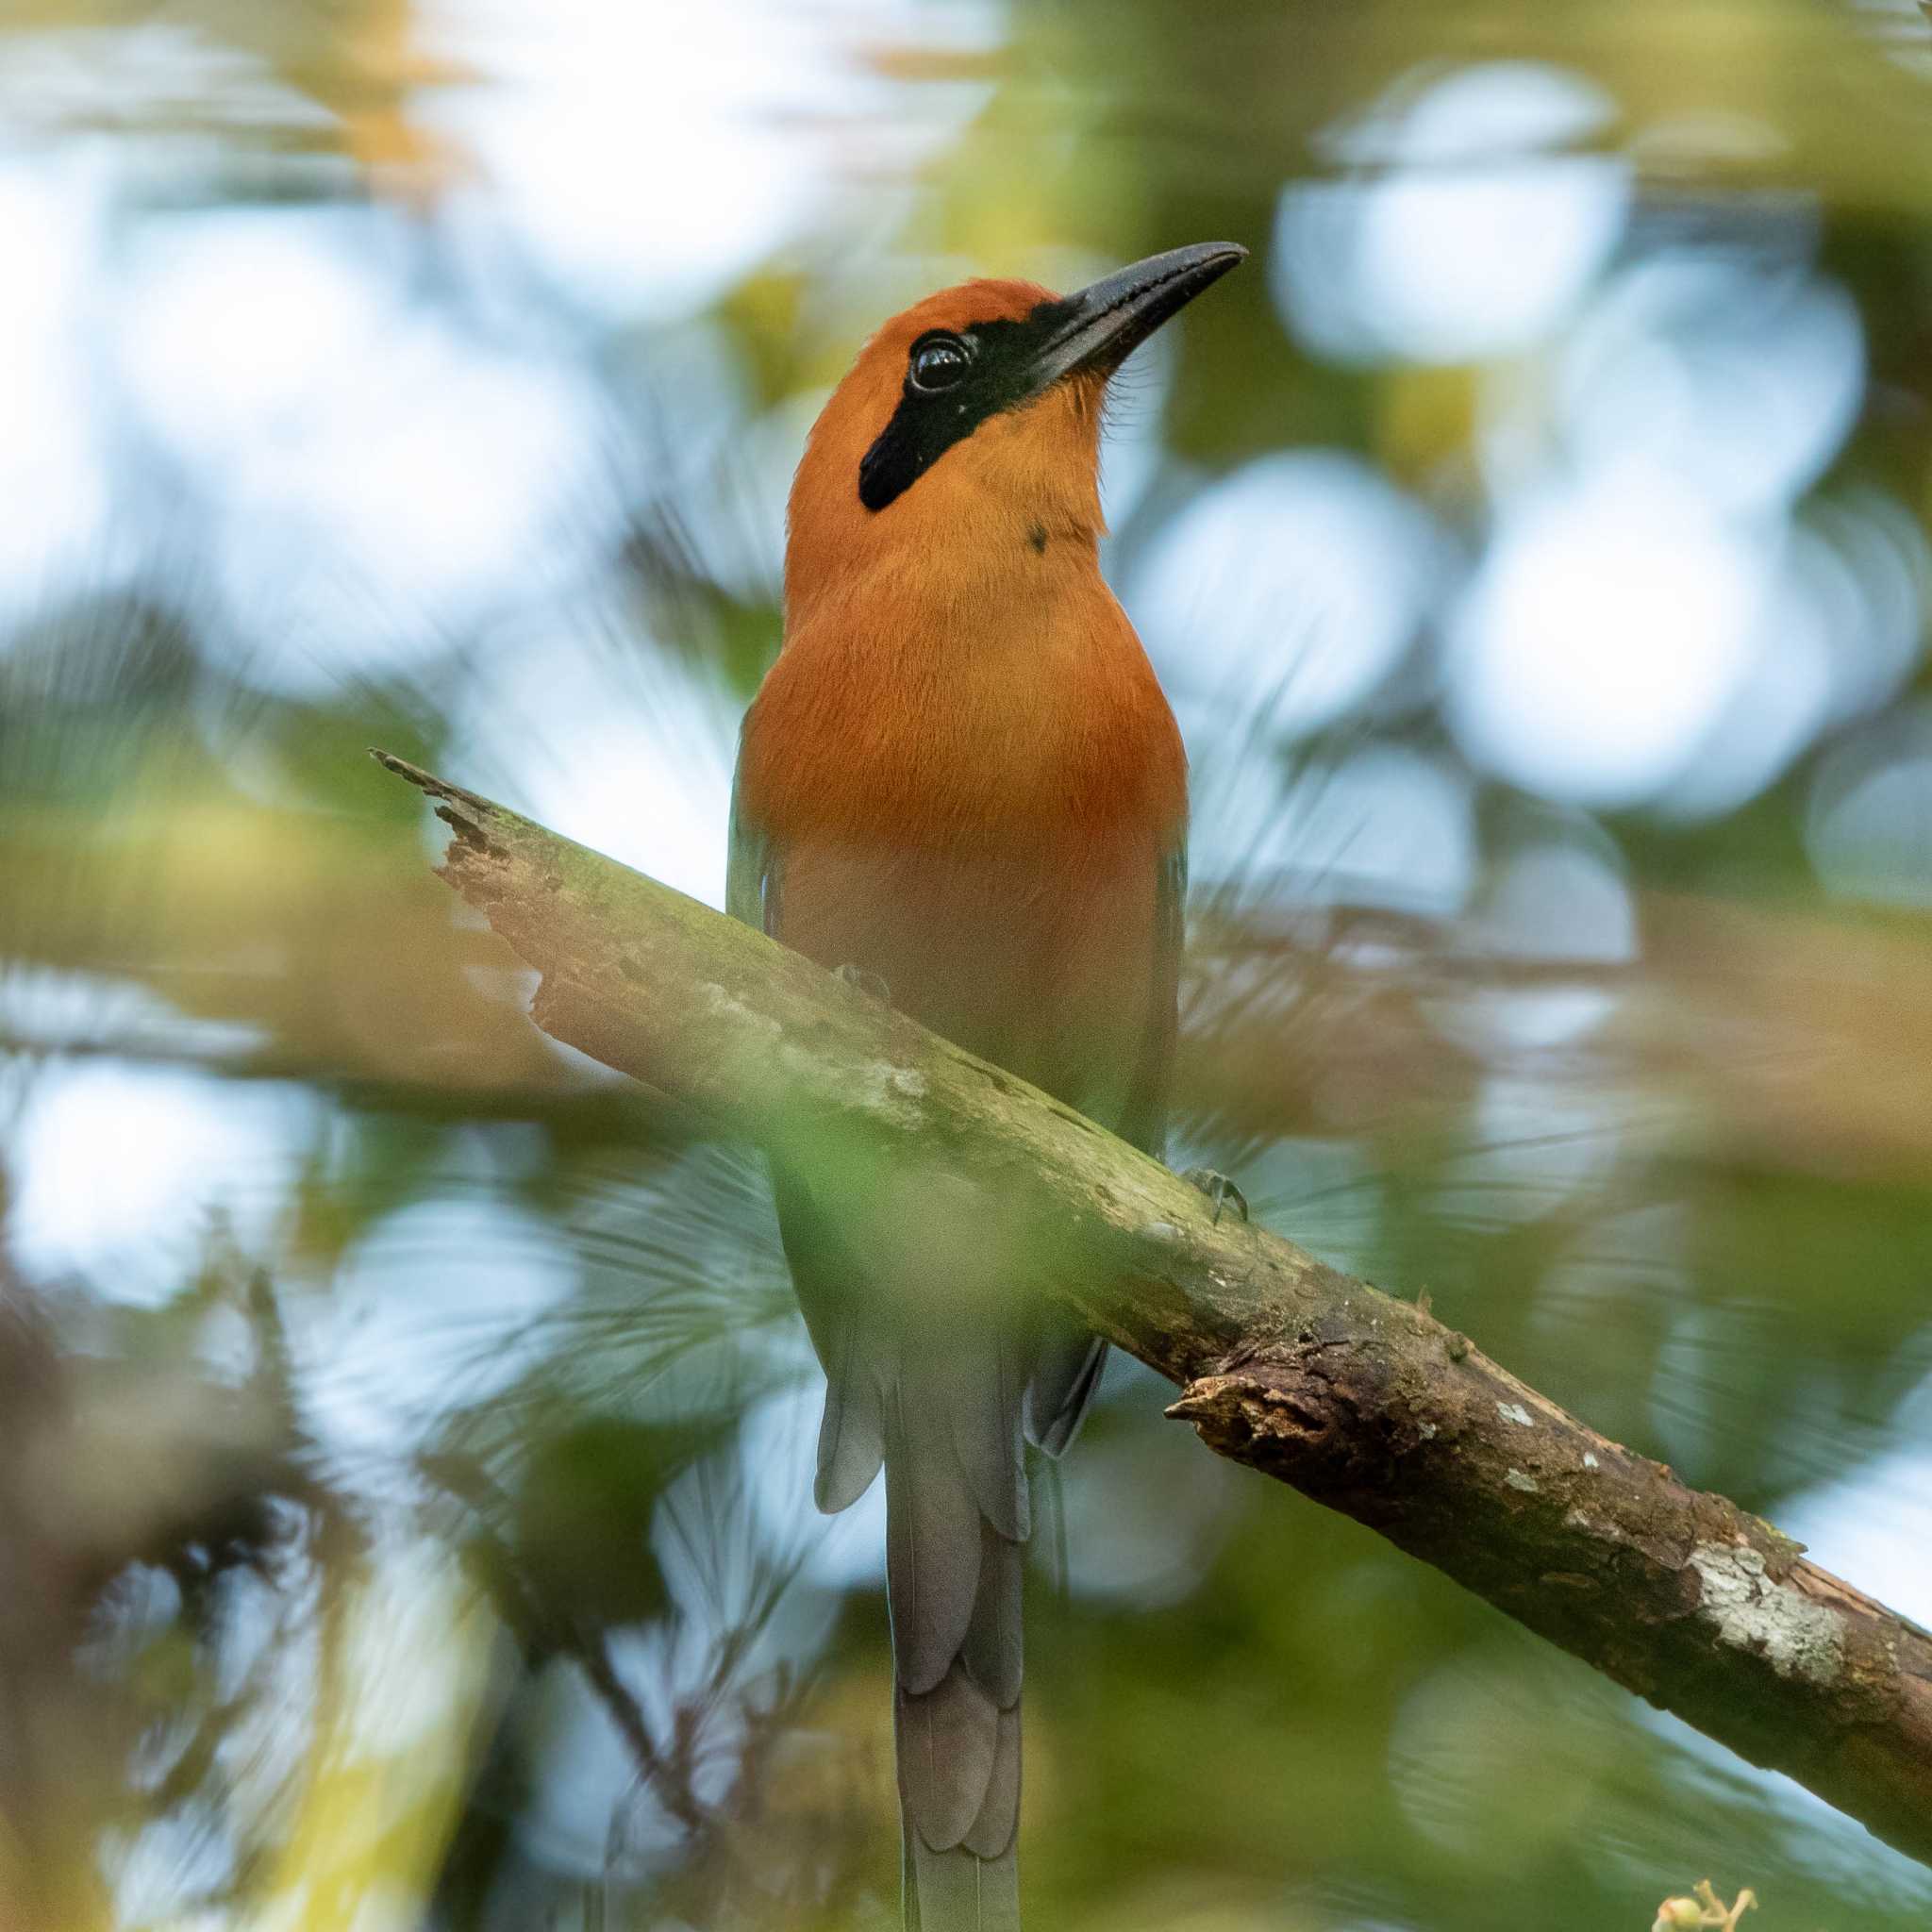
[298,1195,577,1457]
[1195,744,1474,911]
[1095,319,1178,539]
[422,0,997,322]
[0,965,264,1058]
[1799,491,1931,727]
[1477,839,1636,964]
[211,325,612,664]
[1806,699,1932,908]
[1554,257,1865,516]
[0,22,334,143]
[1782,1426,1932,1628]
[115,205,401,464]
[106,1812,234,1931]
[513,1647,679,1874]
[1659,574,1837,819]
[1130,451,1440,733]
[1462,253,1875,816]
[740,1374,887,1592]
[1447,476,1769,806]
[113,202,622,690]
[335,1540,491,1759]
[620,313,757,501]
[425,0,815,319]
[1329,57,1621,164]
[1274,63,1628,366]
[0,155,114,626]
[1455,1078,1629,1217]
[1289,749,1476,908]
[5,1067,314,1300]
[447,609,739,908]
[1058,1382,1242,1607]
[1446,837,1635,1051]
[677,382,823,605]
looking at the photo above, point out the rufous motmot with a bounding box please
[728,242,1246,1930]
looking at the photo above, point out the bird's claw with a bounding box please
[1181,1167,1248,1226]
[836,963,891,1004]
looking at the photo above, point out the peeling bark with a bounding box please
[373,750,1932,1868]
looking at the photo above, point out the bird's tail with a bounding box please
[882,1339,1027,1932]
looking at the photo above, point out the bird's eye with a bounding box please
[908,334,972,393]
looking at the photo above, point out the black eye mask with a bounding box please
[857,299,1077,513]
[855,244,1245,513]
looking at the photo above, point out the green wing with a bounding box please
[1117,836,1186,1161]
[1025,830,1185,1457]
[724,757,778,935]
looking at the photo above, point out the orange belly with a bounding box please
[737,566,1187,1126]
[774,824,1162,1124]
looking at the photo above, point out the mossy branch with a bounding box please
[373,749,1932,1869]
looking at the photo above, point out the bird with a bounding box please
[726,242,1245,1929]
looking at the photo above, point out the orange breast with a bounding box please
[737,570,1185,1119]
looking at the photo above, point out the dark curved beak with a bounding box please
[1028,242,1246,391]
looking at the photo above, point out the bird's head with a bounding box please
[785,242,1245,611]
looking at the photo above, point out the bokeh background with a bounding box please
[4,0,1932,1926]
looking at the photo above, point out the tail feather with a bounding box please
[1024,1328,1107,1458]
[947,1332,1029,1541]
[904,1835,1020,1932]
[896,1666,1001,1851]
[779,1147,1098,1930]
[960,1520,1023,1707]
[886,1390,986,1694]
[813,1315,887,1512]
[887,1356,1027,1931]
[960,1703,1021,1860]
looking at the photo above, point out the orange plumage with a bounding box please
[728,245,1243,1930]
[741,278,1189,1112]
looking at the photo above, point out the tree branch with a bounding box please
[372,749,1932,1868]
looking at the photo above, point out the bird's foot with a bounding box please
[1181,1167,1248,1226]
[835,963,891,1004]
